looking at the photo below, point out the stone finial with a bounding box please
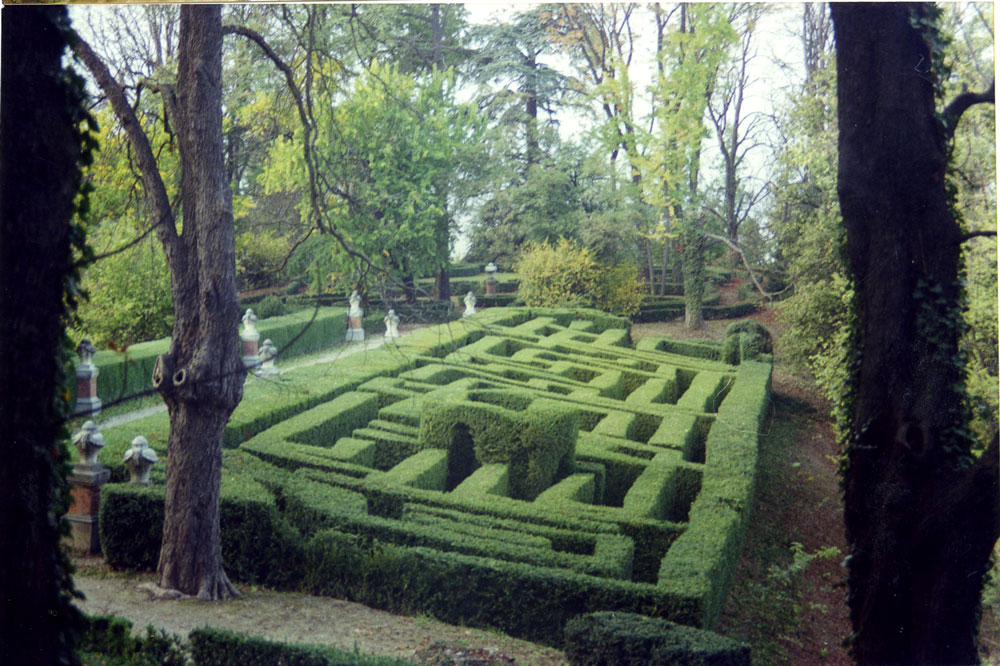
[72,420,105,467]
[463,291,477,317]
[384,309,400,339]
[123,436,158,485]
[242,308,258,337]
[76,338,96,368]
[256,338,280,376]
[485,262,498,275]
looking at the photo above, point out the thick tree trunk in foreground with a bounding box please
[1,7,85,664]
[73,6,242,600]
[153,6,244,600]
[832,4,999,663]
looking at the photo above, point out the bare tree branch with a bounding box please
[958,229,997,243]
[704,232,785,301]
[944,80,994,137]
[68,29,180,262]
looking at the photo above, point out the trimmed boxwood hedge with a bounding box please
[300,529,699,646]
[189,627,419,666]
[95,308,771,646]
[564,611,750,666]
[72,307,349,406]
[99,453,304,586]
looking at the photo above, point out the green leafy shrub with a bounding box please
[74,228,173,349]
[564,612,750,666]
[253,294,286,319]
[516,240,644,316]
[722,321,773,365]
[235,230,291,291]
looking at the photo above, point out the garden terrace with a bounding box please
[96,308,772,646]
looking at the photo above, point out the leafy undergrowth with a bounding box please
[634,312,852,665]
[636,309,1000,665]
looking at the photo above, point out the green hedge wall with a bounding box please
[188,627,418,666]
[418,395,578,500]
[72,307,348,407]
[95,308,771,646]
[99,453,304,584]
[564,612,750,666]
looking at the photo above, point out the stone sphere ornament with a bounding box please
[123,435,158,485]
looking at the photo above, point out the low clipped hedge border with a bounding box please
[78,613,185,666]
[78,614,417,666]
[189,627,418,666]
[72,307,349,406]
[564,611,750,666]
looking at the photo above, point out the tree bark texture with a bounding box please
[831,4,999,663]
[1,7,85,664]
[153,6,244,600]
[74,6,243,600]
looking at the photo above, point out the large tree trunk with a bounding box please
[152,6,244,600]
[831,4,999,663]
[72,4,242,601]
[1,7,86,664]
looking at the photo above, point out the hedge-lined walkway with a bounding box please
[72,556,568,665]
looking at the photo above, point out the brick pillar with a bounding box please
[241,331,260,369]
[64,464,109,555]
[73,338,100,417]
[485,276,497,295]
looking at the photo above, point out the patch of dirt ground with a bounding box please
[72,559,568,666]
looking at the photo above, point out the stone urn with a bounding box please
[123,436,158,485]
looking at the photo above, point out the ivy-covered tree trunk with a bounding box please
[73,6,243,600]
[1,7,87,664]
[831,4,999,663]
[682,219,706,329]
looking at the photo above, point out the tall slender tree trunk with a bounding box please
[429,3,452,303]
[832,4,999,663]
[682,220,706,329]
[660,235,670,296]
[153,6,244,600]
[72,5,242,600]
[644,238,655,295]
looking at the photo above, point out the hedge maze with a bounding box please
[96,308,772,646]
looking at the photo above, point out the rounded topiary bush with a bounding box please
[254,294,286,319]
[723,320,773,364]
